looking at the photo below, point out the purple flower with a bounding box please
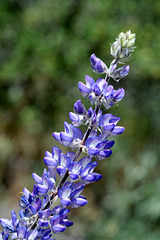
[33,169,55,197]
[74,100,87,115]
[69,100,85,126]
[99,114,119,131]
[69,99,91,127]
[58,187,72,206]
[56,153,71,177]
[92,78,107,97]
[44,147,61,175]
[68,161,82,180]
[53,121,82,148]
[110,65,130,81]
[78,75,95,97]
[90,53,108,74]
[50,207,73,234]
[69,112,81,127]
[39,209,51,219]
[79,160,103,184]
[69,102,98,128]
[0,211,38,240]
[19,187,38,218]
[85,135,114,160]
[99,113,125,137]
[103,87,125,109]
[58,182,87,208]
[29,197,42,214]
[79,75,125,110]
[0,217,15,233]
[79,76,108,105]
[112,88,125,102]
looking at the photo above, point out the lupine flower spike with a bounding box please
[0,30,136,239]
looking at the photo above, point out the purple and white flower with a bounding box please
[0,31,136,240]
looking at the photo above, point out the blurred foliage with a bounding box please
[0,0,160,239]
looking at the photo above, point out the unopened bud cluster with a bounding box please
[111,30,136,62]
[0,30,136,240]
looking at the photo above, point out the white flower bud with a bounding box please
[126,30,136,40]
[110,30,136,62]
[126,38,136,48]
[118,32,126,45]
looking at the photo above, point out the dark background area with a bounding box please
[0,0,160,239]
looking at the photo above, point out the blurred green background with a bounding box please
[0,0,160,239]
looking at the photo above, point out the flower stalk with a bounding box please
[0,30,136,240]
